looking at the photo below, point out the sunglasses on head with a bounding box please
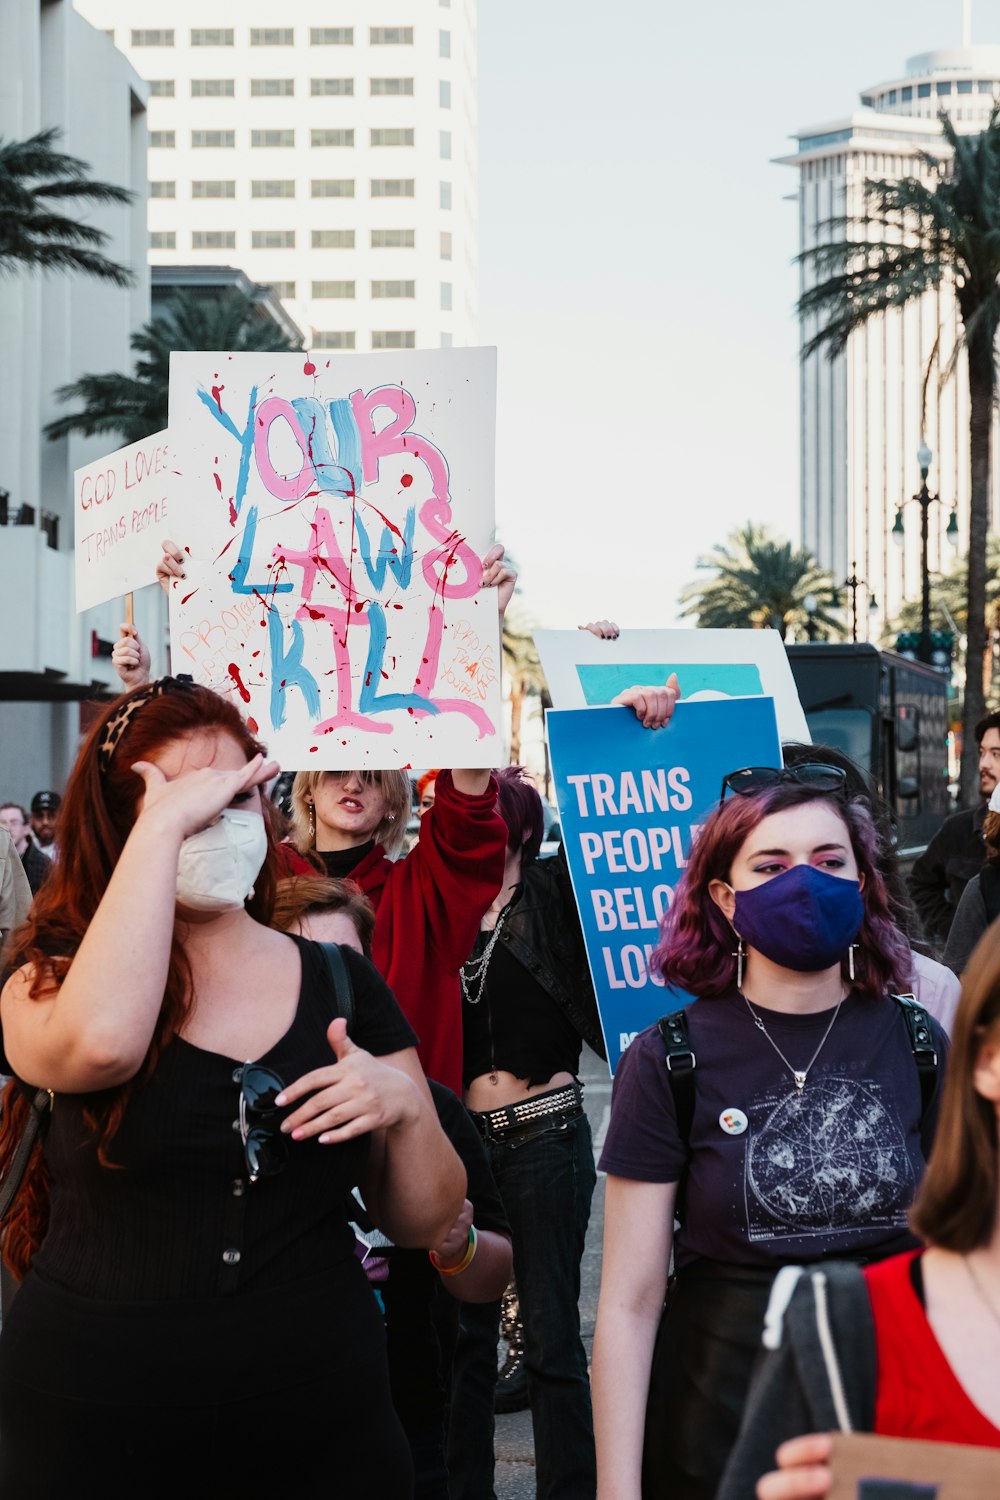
[718,763,848,809]
[238,1061,287,1184]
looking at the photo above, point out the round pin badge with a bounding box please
[719,1107,748,1136]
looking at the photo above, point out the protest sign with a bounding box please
[827,1431,1000,1498]
[74,430,170,613]
[535,627,809,741]
[547,696,782,1071]
[166,348,501,768]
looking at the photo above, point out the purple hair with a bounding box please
[655,781,911,998]
[495,766,544,862]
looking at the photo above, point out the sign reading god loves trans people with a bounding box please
[547,696,783,1073]
[74,430,171,613]
[166,348,501,768]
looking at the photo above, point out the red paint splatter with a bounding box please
[252,650,261,659]
[247,717,259,734]
[213,472,223,494]
[309,745,319,754]
[400,473,413,488]
[227,663,250,703]
[181,589,199,605]
[304,360,316,376]
[211,384,224,412]
[228,498,237,526]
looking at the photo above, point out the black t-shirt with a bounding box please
[600,990,948,1270]
[33,935,417,1301]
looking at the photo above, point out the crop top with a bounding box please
[462,926,584,1088]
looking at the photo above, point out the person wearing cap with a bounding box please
[29,792,60,859]
[943,782,1000,975]
[0,805,50,897]
[0,828,31,954]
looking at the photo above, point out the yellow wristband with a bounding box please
[430,1224,478,1276]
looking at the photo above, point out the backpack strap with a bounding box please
[0,1087,52,1224]
[318,942,355,1033]
[889,992,938,1122]
[657,1009,696,1148]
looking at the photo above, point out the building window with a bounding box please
[917,83,931,98]
[440,230,452,259]
[251,129,295,147]
[371,178,415,197]
[372,280,415,298]
[371,127,415,146]
[311,128,355,146]
[251,79,294,96]
[958,79,973,94]
[150,180,176,198]
[191,29,233,46]
[191,79,235,96]
[252,179,295,198]
[439,130,451,159]
[252,229,296,249]
[440,282,452,311]
[132,29,174,46]
[192,130,235,148]
[311,179,355,198]
[370,27,414,44]
[901,85,913,100]
[370,78,414,96]
[887,89,897,105]
[312,229,356,248]
[311,28,353,45]
[440,332,452,347]
[192,230,236,249]
[250,29,294,46]
[937,81,952,96]
[439,80,451,108]
[979,80,995,93]
[192,180,236,197]
[312,281,356,298]
[311,78,354,95]
[313,331,356,348]
[149,230,176,248]
[440,0,451,8]
[439,181,452,210]
[269,281,296,298]
[372,331,415,349]
[149,131,176,148]
[149,80,175,97]
[372,228,415,247]
[439,30,451,58]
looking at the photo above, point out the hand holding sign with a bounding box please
[756,1434,833,1499]
[611,674,681,729]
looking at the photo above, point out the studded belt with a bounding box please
[471,1081,584,1145]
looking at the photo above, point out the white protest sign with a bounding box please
[534,627,810,742]
[73,430,171,613]
[166,348,501,769]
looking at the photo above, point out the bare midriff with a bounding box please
[465,1068,576,1113]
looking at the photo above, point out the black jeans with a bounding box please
[448,1111,597,1500]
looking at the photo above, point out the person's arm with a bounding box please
[0,753,277,1092]
[406,769,507,973]
[452,542,517,797]
[941,876,989,975]
[428,1197,513,1302]
[610,673,680,729]
[907,829,955,941]
[592,1177,676,1500]
[111,622,152,690]
[275,1020,466,1248]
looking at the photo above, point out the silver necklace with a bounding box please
[740,991,844,1091]
[461,903,512,1005]
[963,1254,1000,1335]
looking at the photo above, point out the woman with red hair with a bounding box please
[592,767,950,1500]
[0,678,464,1497]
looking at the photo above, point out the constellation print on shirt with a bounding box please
[744,1075,914,1244]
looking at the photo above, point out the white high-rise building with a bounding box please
[75,1,479,353]
[780,47,1000,639]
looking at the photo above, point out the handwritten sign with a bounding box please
[73,430,171,613]
[547,697,782,1071]
[828,1432,1000,1499]
[535,628,809,741]
[166,349,500,768]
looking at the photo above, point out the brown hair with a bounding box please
[0,680,278,1278]
[271,875,376,957]
[289,769,411,859]
[984,809,1000,865]
[910,924,1000,1250]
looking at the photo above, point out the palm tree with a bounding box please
[502,607,547,764]
[679,524,843,640]
[0,128,132,285]
[44,289,301,445]
[798,106,1000,801]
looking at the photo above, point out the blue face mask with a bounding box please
[731,863,864,974]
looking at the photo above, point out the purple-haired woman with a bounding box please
[591,769,951,1500]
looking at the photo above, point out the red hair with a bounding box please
[0,680,278,1277]
[416,769,439,804]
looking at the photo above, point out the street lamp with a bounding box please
[803,593,819,642]
[842,563,880,642]
[892,443,959,664]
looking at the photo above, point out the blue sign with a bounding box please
[547,696,782,1072]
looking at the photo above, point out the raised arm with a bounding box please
[452,541,518,797]
[112,622,152,691]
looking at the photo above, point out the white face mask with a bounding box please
[175,808,268,914]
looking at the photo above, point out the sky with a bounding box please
[476,0,1000,631]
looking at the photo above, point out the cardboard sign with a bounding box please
[166,348,501,769]
[535,627,810,742]
[828,1431,1000,1498]
[73,430,171,612]
[546,695,783,1071]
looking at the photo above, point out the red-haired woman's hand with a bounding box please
[131,753,279,840]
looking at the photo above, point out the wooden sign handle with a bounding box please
[125,592,134,628]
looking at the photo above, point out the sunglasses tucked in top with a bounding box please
[238,1061,287,1184]
[718,763,848,810]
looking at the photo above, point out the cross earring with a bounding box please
[733,937,745,989]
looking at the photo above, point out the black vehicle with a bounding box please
[785,642,950,857]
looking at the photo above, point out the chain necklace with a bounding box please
[963,1253,1000,1335]
[461,902,513,1006]
[740,991,844,1091]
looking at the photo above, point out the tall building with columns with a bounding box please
[780,47,1000,639]
[74,0,479,352]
